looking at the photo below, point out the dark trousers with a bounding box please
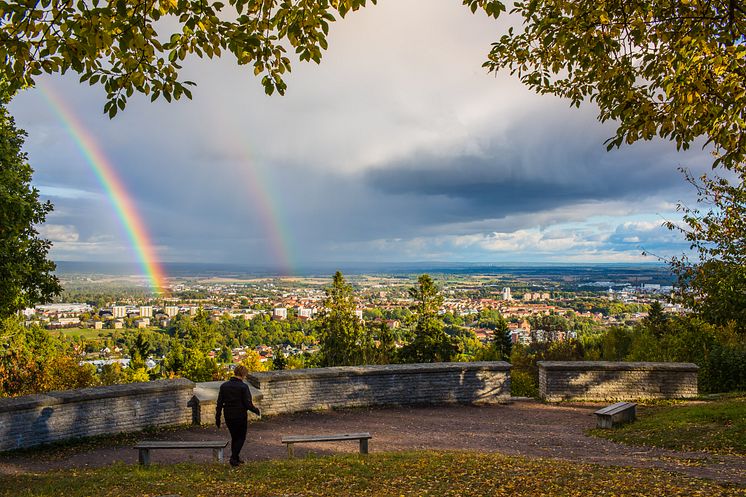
[225,414,248,462]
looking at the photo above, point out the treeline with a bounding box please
[299,272,512,368]
[510,303,746,396]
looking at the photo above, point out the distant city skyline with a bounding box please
[10,0,709,270]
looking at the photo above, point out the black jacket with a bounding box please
[216,377,260,423]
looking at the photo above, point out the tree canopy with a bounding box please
[400,274,455,363]
[487,0,746,171]
[318,271,370,366]
[665,171,746,332]
[0,89,61,319]
[1,0,389,115]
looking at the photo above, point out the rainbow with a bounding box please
[39,86,169,295]
[233,142,296,275]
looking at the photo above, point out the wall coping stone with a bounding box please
[247,361,511,385]
[188,381,263,406]
[0,378,195,413]
[537,361,699,372]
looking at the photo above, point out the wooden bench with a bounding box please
[134,440,229,466]
[281,432,372,458]
[594,402,637,428]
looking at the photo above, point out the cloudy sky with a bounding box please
[10,0,711,271]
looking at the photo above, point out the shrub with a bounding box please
[511,370,538,397]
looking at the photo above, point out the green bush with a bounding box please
[511,369,538,397]
[700,343,746,393]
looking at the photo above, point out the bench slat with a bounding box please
[282,432,371,444]
[594,402,637,429]
[595,402,635,416]
[135,440,228,449]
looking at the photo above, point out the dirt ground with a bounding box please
[1,401,743,484]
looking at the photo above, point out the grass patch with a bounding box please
[1,451,742,497]
[590,396,746,455]
[54,327,109,340]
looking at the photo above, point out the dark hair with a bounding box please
[234,365,249,378]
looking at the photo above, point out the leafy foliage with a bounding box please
[475,309,512,361]
[512,315,746,395]
[271,346,287,370]
[318,271,371,366]
[367,320,398,365]
[239,349,269,372]
[484,0,746,171]
[643,301,669,337]
[0,318,97,397]
[0,89,61,319]
[400,274,456,363]
[0,0,380,116]
[665,170,746,332]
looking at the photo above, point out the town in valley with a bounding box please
[27,263,680,372]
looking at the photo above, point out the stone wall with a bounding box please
[0,379,194,451]
[247,362,511,416]
[538,361,699,401]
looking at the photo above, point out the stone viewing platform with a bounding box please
[538,361,699,402]
[0,361,740,486]
[0,361,702,452]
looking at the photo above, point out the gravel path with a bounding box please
[1,401,743,484]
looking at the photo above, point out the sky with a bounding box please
[9,0,713,272]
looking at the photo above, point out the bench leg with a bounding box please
[359,438,369,455]
[596,415,612,429]
[286,443,294,459]
[214,448,224,463]
[139,448,150,466]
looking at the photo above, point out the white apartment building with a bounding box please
[139,306,153,318]
[112,305,127,318]
[36,303,92,314]
[164,306,179,317]
[298,307,314,318]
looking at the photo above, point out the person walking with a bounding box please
[216,365,261,466]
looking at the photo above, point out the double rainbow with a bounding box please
[40,87,169,295]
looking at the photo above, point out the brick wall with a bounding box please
[538,361,699,401]
[247,362,511,416]
[0,379,194,451]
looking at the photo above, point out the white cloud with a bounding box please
[36,185,99,200]
[39,224,79,242]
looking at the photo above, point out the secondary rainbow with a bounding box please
[40,86,168,294]
[227,136,295,275]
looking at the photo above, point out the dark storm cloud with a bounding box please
[362,114,708,226]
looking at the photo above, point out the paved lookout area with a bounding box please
[0,401,743,484]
